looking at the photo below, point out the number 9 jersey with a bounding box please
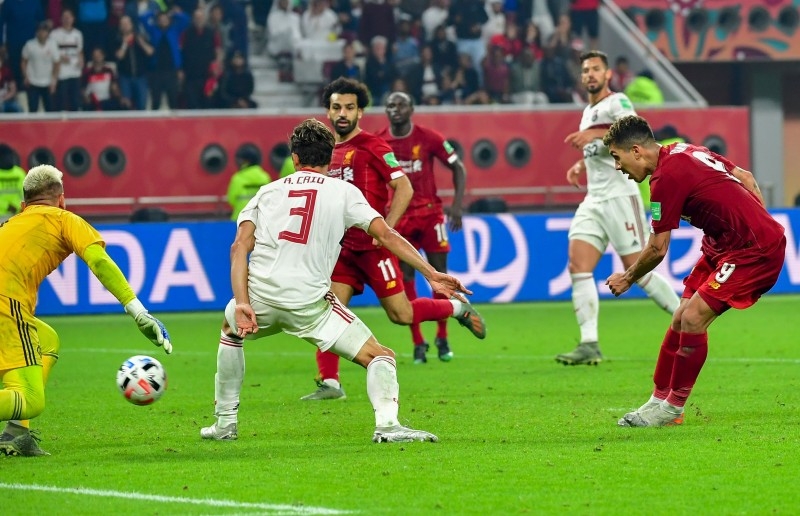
[650,142,785,259]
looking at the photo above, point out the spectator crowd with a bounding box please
[0,0,661,111]
[0,0,256,111]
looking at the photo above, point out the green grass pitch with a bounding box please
[4,295,800,514]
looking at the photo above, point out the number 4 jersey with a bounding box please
[650,143,785,260]
[237,171,381,309]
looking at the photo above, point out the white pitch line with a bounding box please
[0,483,352,515]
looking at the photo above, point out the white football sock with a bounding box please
[215,331,245,427]
[321,378,341,390]
[637,272,680,314]
[571,273,598,343]
[449,299,464,317]
[366,356,400,428]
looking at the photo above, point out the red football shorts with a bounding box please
[394,211,451,254]
[682,236,786,315]
[332,246,405,298]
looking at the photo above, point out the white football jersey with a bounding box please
[237,171,381,309]
[579,92,640,200]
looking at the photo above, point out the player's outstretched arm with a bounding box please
[82,243,172,353]
[368,217,471,302]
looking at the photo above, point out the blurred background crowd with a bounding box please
[0,0,663,112]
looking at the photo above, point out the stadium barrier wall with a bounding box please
[36,209,800,316]
[1,107,748,211]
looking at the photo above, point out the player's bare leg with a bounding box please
[383,290,485,341]
[557,239,603,365]
[302,282,352,400]
[306,279,484,400]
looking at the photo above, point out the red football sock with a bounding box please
[316,349,340,382]
[404,278,418,301]
[411,298,454,325]
[434,292,449,339]
[652,327,681,400]
[666,332,708,408]
[404,279,426,345]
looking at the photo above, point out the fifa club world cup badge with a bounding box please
[651,202,662,221]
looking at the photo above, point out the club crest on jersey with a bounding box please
[342,166,354,182]
[412,145,421,160]
[343,150,355,166]
[592,110,598,122]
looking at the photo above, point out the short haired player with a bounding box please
[604,115,786,427]
[301,78,485,401]
[200,119,475,443]
[0,165,171,456]
[556,50,679,366]
[376,91,468,364]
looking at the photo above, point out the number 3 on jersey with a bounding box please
[279,190,317,244]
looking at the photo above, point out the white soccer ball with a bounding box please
[116,355,168,405]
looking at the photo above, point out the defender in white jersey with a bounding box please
[200,119,475,443]
[556,50,679,366]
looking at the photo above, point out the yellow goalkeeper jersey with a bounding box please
[0,205,104,312]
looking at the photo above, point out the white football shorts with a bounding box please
[224,292,372,360]
[568,194,648,257]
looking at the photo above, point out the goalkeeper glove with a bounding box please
[124,298,173,354]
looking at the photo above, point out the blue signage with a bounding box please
[36,210,800,315]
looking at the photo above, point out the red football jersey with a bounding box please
[650,143,785,260]
[327,130,405,251]
[375,124,458,217]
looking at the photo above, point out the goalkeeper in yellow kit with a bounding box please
[0,165,173,457]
